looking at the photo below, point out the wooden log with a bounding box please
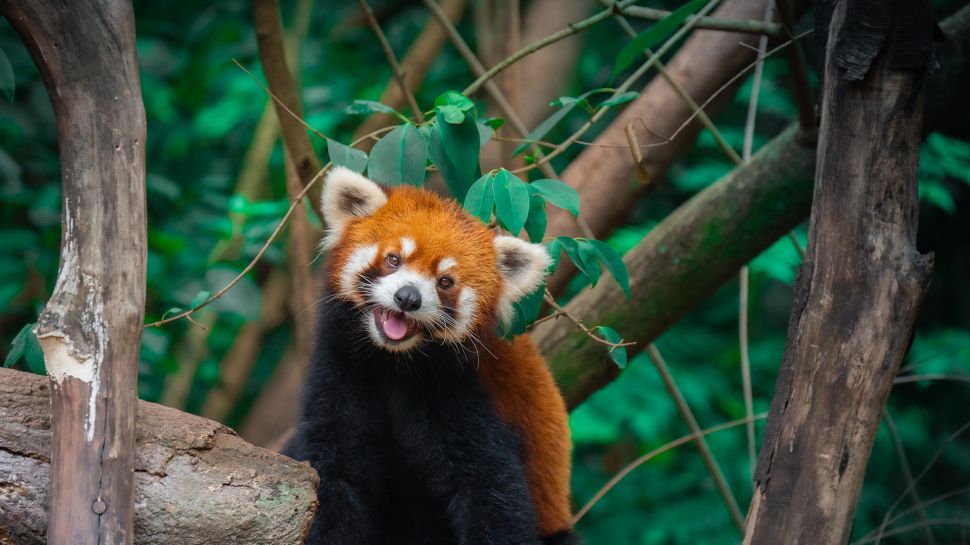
[742,0,934,542]
[0,368,319,545]
[0,1,146,543]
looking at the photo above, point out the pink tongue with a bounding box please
[382,312,409,340]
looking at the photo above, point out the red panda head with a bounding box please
[320,167,551,352]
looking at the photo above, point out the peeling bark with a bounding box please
[0,368,319,545]
[0,1,147,543]
[743,0,934,542]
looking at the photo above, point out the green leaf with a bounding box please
[368,123,427,186]
[464,172,495,223]
[518,284,545,323]
[428,116,481,198]
[189,290,211,308]
[4,323,32,368]
[0,48,14,101]
[596,326,628,369]
[23,332,45,375]
[481,117,505,129]
[327,139,368,173]
[613,0,707,78]
[545,239,563,270]
[434,90,474,112]
[556,236,600,286]
[492,169,531,236]
[589,240,631,297]
[524,194,547,243]
[437,104,465,124]
[528,179,580,217]
[477,120,495,146]
[598,91,640,108]
[344,99,404,119]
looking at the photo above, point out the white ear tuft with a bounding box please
[494,235,552,324]
[321,166,388,249]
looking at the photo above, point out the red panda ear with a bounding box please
[493,235,553,324]
[321,167,388,249]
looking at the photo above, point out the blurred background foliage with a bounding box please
[1,1,969,543]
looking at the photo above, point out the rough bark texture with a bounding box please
[0,1,147,543]
[0,368,319,545]
[534,2,970,409]
[536,125,816,408]
[743,1,934,542]
[545,0,769,295]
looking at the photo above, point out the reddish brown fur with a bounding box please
[326,185,574,536]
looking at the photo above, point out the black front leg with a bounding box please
[390,372,541,545]
[291,359,390,545]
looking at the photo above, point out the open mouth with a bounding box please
[373,306,420,343]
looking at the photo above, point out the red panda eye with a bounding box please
[386,253,401,268]
[437,276,454,289]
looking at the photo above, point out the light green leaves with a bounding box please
[528,179,580,217]
[428,113,481,198]
[613,0,707,78]
[327,139,368,173]
[464,173,495,223]
[547,236,631,296]
[344,99,407,122]
[368,123,427,186]
[493,169,531,236]
[4,323,44,375]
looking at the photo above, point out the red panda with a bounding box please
[289,166,576,545]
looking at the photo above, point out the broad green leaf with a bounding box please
[545,239,563,270]
[189,290,211,308]
[597,326,628,369]
[368,123,427,186]
[344,99,404,119]
[464,172,495,223]
[0,48,13,101]
[518,284,545,323]
[528,179,580,217]
[327,139,368,173]
[427,116,481,198]
[589,240,631,297]
[480,117,505,129]
[434,90,474,112]
[576,239,602,286]
[613,0,707,78]
[598,91,641,108]
[4,323,31,368]
[437,104,465,124]
[23,330,45,375]
[524,194,547,243]
[492,169,530,236]
[556,236,599,285]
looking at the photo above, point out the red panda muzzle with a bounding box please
[374,307,418,341]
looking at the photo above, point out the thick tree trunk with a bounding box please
[0,368,319,545]
[743,1,934,542]
[535,3,970,409]
[0,1,146,543]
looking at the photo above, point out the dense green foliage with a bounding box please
[2,1,969,543]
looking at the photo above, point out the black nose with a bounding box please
[394,285,422,312]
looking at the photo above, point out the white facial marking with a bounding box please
[437,257,457,275]
[371,266,441,321]
[437,286,478,342]
[339,244,378,299]
[401,237,416,258]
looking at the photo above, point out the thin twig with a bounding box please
[542,291,634,349]
[233,59,330,141]
[511,0,726,175]
[893,373,970,385]
[422,0,559,180]
[617,4,785,38]
[774,0,816,141]
[883,409,936,545]
[148,125,396,328]
[737,0,773,489]
[645,343,746,533]
[610,12,742,165]
[357,0,424,123]
[857,520,970,545]
[462,0,642,96]
[573,412,768,524]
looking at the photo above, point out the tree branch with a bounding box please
[0,368,318,545]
